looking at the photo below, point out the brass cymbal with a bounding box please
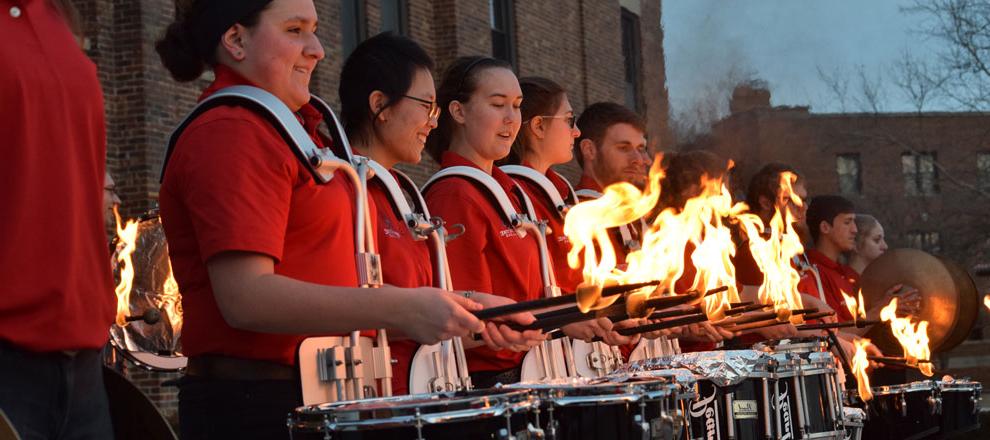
[861,248,958,354]
[937,257,980,352]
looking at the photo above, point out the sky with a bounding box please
[662,0,946,116]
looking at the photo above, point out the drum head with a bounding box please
[109,216,185,371]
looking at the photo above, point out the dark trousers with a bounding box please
[0,345,113,440]
[178,376,303,440]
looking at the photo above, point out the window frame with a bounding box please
[835,153,862,196]
[489,0,516,68]
[341,0,368,58]
[380,0,409,35]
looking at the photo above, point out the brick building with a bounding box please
[706,85,990,293]
[75,0,671,220]
[72,0,670,427]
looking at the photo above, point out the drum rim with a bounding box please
[293,389,533,421]
[108,336,187,371]
[871,380,939,396]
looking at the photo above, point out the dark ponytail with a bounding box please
[155,0,271,83]
[501,76,566,166]
[425,56,513,163]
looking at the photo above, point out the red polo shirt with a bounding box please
[0,0,115,352]
[797,249,858,322]
[425,152,543,372]
[509,165,583,292]
[159,65,372,366]
[368,174,433,394]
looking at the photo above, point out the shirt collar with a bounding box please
[576,173,604,193]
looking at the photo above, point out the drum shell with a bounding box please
[863,382,941,440]
[688,378,774,440]
[772,355,844,439]
[937,381,982,436]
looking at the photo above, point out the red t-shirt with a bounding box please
[0,1,115,351]
[425,152,543,372]
[368,174,433,394]
[510,165,583,292]
[797,249,858,322]
[159,65,372,366]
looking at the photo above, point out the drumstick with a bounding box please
[520,287,724,332]
[602,313,710,339]
[796,319,881,331]
[471,280,661,320]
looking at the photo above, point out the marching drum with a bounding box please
[506,377,684,440]
[289,389,538,440]
[108,214,187,372]
[841,407,864,440]
[935,378,982,437]
[763,338,845,440]
[862,381,941,440]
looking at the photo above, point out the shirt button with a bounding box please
[9,6,21,18]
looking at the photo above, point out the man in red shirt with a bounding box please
[0,1,115,437]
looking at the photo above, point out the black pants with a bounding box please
[0,345,113,440]
[178,376,304,440]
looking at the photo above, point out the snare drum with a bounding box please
[936,378,982,436]
[770,350,845,439]
[289,388,537,440]
[842,407,864,440]
[507,377,677,440]
[108,214,186,372]
[863,380,941,440]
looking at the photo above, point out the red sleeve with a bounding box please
[168,113,296,263]
[797,273,819,298]
[426,182,494,294]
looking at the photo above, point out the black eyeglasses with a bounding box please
[525,114,577,129]
[402,95,441,120]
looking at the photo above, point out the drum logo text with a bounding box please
[777,382,793,440]
[690,389,720,439]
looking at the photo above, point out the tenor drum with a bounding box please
[770,349,844,440]
[289,388,537,440]
[108,214,186,371]
[936,378,982,436]
[863,380,941,440]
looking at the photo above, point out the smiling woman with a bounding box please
[154,2,490,439]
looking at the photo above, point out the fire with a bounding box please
[564,161,808,320]
[842,289,867,321]
[852,337,874,401]
[984,294,989,311]
[735,172,806,319]
[113,206,139,326]
[160,260,183,332]
[880,297,933,376]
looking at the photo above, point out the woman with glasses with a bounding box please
[155,2,487,437]
[339,33,539,395]
[498,76,642,346]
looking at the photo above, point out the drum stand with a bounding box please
[299,157,394,404]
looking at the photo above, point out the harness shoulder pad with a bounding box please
[424,166,522,227]
[161,85,344,184]
[500,165,569,219]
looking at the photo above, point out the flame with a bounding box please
[984,294,989,311]
[159,259,183,332]
[564,161,809,320]
[113,206,139,326]
[880,297,933,376]
[841,289,868,321]
[735,172,806,320]
[852,337,874,401]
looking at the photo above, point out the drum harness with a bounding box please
[162,85,394,403]
[424,166,578,381]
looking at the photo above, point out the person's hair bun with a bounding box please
[155,20,205,82]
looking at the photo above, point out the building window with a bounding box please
[621,7,642,112]
[906,231,942,254]
[489,0,515,67]
[835,154,861,195]
[977,152,990,191]
[902,152,939,196]
[341,0,367,58]
[380,0,408,35]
